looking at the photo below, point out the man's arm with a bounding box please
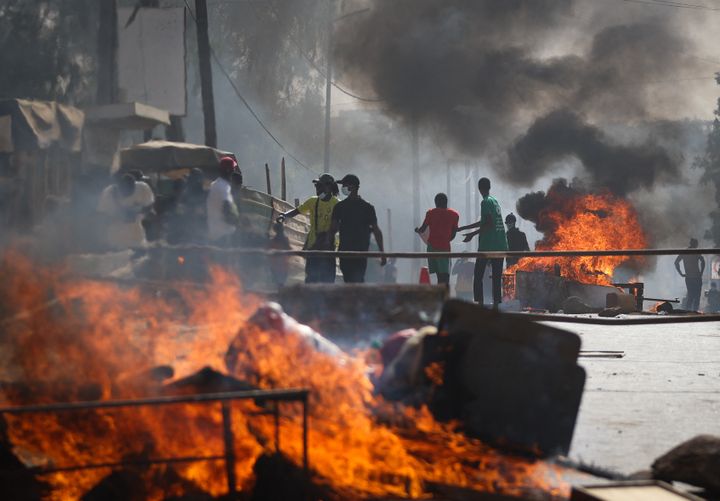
[329,204,340,241]
[458,220,481,232]
[462,229,481,243]
[276,208,299,223]
[674,255,684,276]
[415,222,428,234]
[450,212,459,242]
[371,224,386,266]
[521,233,530,251]
[700,255,706,275]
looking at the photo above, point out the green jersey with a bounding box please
[478,195,508,251]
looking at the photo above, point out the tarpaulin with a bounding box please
[119,140,234,173]
[0,99,84,152]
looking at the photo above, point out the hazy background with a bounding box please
[3,0,720,299]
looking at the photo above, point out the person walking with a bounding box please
[276,174,339,283]
[414,193,459,286]
[206,157,241,246]
[331,174,386,283]
[504,213,530,268]
[675,238,705,311]
[458,177,508,308]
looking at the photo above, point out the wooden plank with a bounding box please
[572,480,704,501]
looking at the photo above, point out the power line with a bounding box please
[260,0,384,103]
[206,0,384,102]
[618,0,720,11]
[184,0,318,174]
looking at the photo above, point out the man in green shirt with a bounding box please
[458,177,508,308]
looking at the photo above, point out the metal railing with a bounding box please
[0,388,310,496]
[141,244,720,259]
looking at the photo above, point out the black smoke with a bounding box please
[507,109,677,195]
[334,0,703,190]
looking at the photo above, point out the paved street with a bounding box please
[543,320,720,475]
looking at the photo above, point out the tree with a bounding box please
[0,0,98,104]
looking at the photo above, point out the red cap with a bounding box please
[219,156,238,175]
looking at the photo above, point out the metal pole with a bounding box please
[281,157,287,201]
[323,0,334,173]
[221,402,237,496]
[274,402,280,453]
[386,208,393,251]
[302,396,309,474]
[474,163,480,223]
[412,121,421,282]
[97,0,119,105]
[195,0,217,148]
[265,163,272,196]
[446,161,451,203]
[465,162,471,251]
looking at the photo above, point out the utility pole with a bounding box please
[465,161,471,251]
[446,161,451,203]
[97,0,119,105]
[474,163,481,223]
[195,0,217,148]
[323,0,334,173]
[412,120,421,264]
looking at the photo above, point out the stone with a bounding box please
[562,296,600,314]
[651,434,720,493]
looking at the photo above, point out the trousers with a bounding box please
[305,256,336,283]
[474,257,503,305]
[685,276,702,311]
[339,258,368,283]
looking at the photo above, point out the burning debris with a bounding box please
[0,252,570,500]
[514,179,648,286]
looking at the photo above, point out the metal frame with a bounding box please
[142,245,720,259]
[0,388,310,496]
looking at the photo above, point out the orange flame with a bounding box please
[0,251,570,500]
[514,190,647,285]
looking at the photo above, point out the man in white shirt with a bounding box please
[206,156,241,245]
[97,173,155,250]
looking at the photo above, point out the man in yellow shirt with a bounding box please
[277,174,339,283]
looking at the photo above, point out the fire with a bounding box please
[513,189,647,285]
[0,251,569,500]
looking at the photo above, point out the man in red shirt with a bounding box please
[415,193,460,286]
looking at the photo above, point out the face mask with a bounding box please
[320,191,331,201]
[341,186,351,197]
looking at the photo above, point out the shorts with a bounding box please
[427,244,450,275]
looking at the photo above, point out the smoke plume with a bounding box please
[507,109,677,195]
[334,0,709,191]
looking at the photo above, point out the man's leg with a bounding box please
[357,258,368,283]
[305,257,320,283]
[491,258,503,306]
[474,258,488,304]
[340,258,366,283]
[688,278,696,311]
[690,277,702,311]
[319,256,336,283]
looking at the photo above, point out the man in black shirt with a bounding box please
[504,213,530,268]
[331,174,386,283]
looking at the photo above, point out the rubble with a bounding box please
[376,300,585,456]
[651,434,720,493]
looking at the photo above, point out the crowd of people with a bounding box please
[95,161,720,311]
[96,157,253,253]
[94,161,534,305]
